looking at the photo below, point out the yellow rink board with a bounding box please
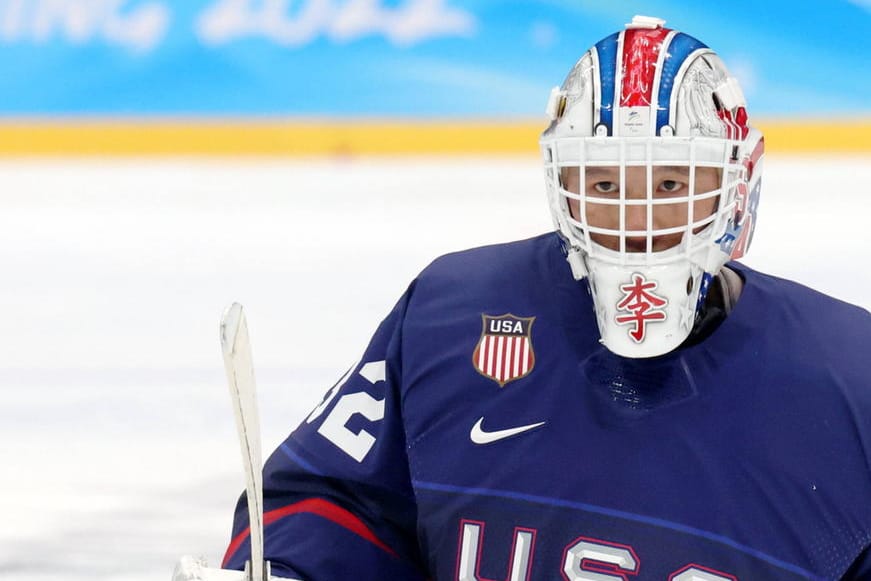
[0,119,868,155]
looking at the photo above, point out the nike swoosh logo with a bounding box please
[470,417,546,445]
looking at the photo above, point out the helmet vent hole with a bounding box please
[686,277,694,295]
[731,145,740,160]
[557,96,567,119]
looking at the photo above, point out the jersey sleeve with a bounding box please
[221,285,427,580]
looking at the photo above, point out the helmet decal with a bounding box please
[615,273,669,343]
[656,33,709,131]
[619,26,671,109]
[593,32,619,133]
[717,106,750,140]
[716,137,764,259]
[593,27,713,137]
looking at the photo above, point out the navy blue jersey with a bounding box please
[224,233,871,580]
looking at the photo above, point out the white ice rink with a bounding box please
[1,155,869,580]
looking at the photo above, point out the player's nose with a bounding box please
[623,202,648,233]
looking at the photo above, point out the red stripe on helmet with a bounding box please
[748,134,765,175]
[620,26,671,108]
[717,106,750,140]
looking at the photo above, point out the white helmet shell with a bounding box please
[541,16,764,358]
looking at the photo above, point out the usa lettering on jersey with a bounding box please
[456,519,737,581]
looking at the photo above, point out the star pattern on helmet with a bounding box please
[596,304,608,331]
[679,300,695,331]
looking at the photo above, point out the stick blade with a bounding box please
[220,302,246,359]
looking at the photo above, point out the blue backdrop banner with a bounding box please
[0,0,868,116]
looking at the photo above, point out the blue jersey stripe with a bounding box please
[594,32,619,135]
[413,479,823,580]
[656,33,708,132]
[280,442,326,476]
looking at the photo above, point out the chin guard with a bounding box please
[582,253,703,358]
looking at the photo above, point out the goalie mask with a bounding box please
[541,15,764,358]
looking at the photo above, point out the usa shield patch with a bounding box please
[472,314,536,386]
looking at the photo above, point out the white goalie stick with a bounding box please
[221,302,266,581]
[172,303,296,581]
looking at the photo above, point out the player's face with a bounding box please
[561,165,720,252]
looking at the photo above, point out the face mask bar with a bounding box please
[541,135,746,267]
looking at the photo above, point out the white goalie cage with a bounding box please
[540,134,749,272]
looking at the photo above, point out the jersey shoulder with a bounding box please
[734,261,871,337]
[415,232,563,293]
[406,232,573,322]
[732,262,871,403]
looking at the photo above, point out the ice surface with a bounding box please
[0,155,867,579]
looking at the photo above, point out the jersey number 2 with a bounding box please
[307,360,386,463]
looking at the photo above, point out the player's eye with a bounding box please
[658,180,684,193]
[592,181,619,194]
